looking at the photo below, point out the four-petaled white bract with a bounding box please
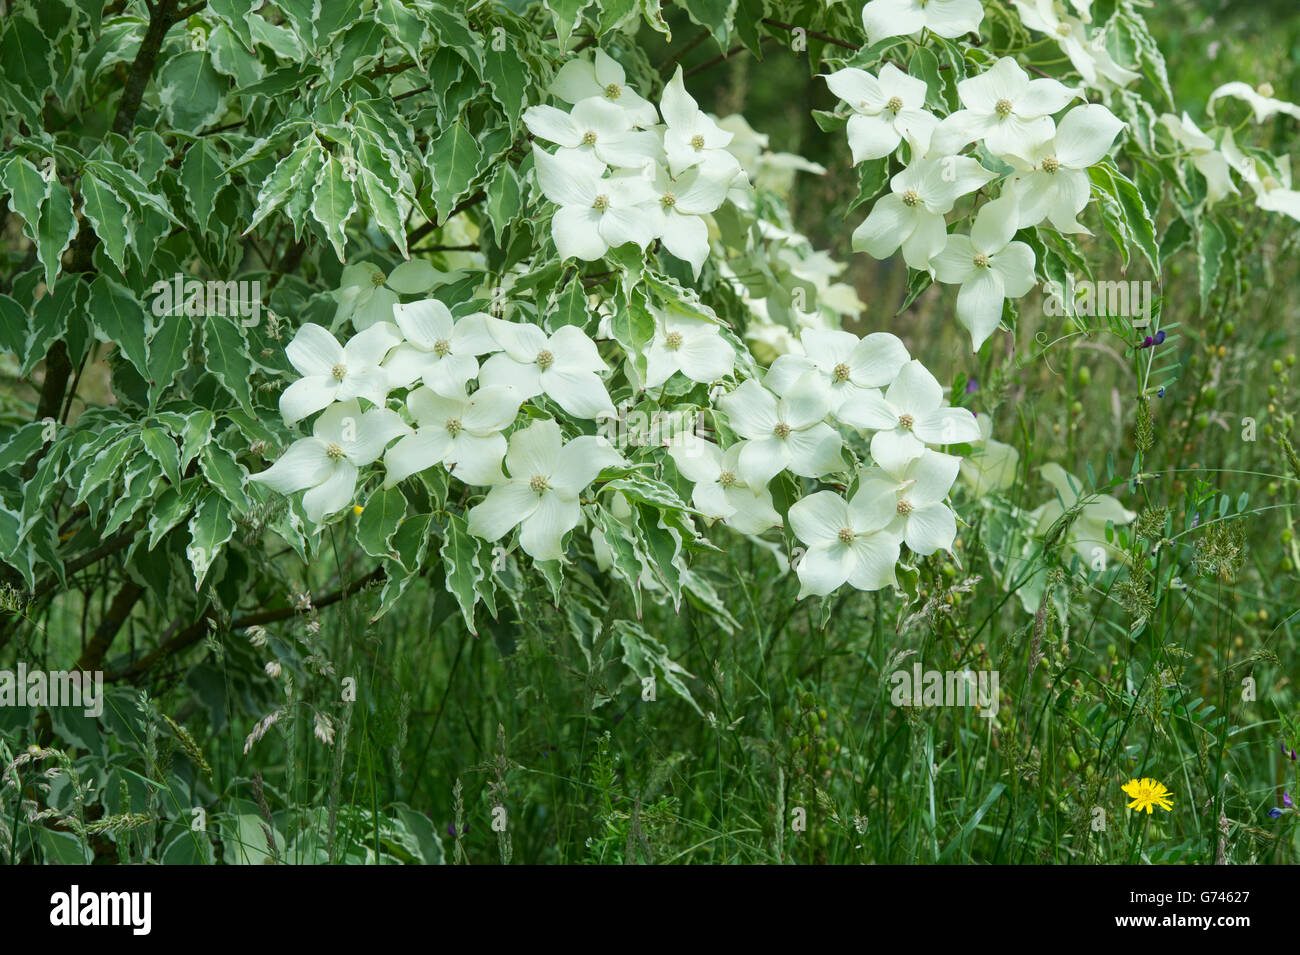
[788,489,902,597]
[861,0,984,45]
[668,435,782,535]
[837,360,981,466]
[478,317,615,419]
[824,64,939,162]
[383,385,522,488]
[467,419,626,561]
[251,401,410,523]
[858,449,962,556]
[382,299,498,395]
[280,322,402,425]
[718,375,845,488]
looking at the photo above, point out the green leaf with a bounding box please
[80,171,133,273]
[187,492,235,589]
[157,50,228,133]
[202,317,254,413]
[441,513,482,634]
[141,427,182,488]
[1196,215,1226,314]
[179,139,228,232]
[311,153,357,262]
[429,120,483,224]
[88,276,149,380]
[357,486,408,559]
[37,178,78,289]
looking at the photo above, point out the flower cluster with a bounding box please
[250,300,630,562]
[827,51,1126,350]
[525,53,741,275]
[670,329,977,598]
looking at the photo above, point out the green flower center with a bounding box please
[581,130,597,146]
[605,83,622,100]
[896,499,913,516]
[973,252,990,268]
[832,362,852,383]
[326,443,344,460]
[837,527,856,545]
[690,134,705,150]
[886,96,904,113]
[995,98,1013,118]
[433,339,451,357]
[592,194,610,211]
[529,474,550,493]
[773,422,792,439]
[1056,23,1071,36]
[902,189,920,207]
[665,331,684,350]
[718,470,737,488]
[898,413,914,430]
[536,348,555,370]
[1042,155,1061,174]
[331,363,347,380]
[371,270,386,287]
[660,192,676,209]
[445,418,462,437]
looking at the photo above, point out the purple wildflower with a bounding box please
[966,378,979,395]
[1155,330,1167,344]
[1269,808,1284,818]
[1285,791,1295,809]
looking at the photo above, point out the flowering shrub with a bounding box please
[2,0,1299,866]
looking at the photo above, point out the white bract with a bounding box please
[861,0,984,45]
[1002,104,1125,232]
[383,385,522,488]
[467,418,625,561]
[929,56,1079,158]
[1158,112,1238,206]
[549,50,658,127]
[279,322,402,426]
[635,163,732,275]
[853,154,996,269]
[824,64,938,162]
[717,375,844,487]
[250,401,410,523]
[660,67,741,180]
[667,436,781,534]
[858,449,961,555]
[765,328,909,419]
[643,304,735,389]
[524,97,660,169]
[381,299,498,395]
[932,195,1037,350]
[959,414,1020,496]
[333,260,446,331]
[1011,0,1139,92]
[788,489,901,597]
[837,359,980,465]
[1030,464,1135,567]
[1208,82,1300,124]
[532,146,657,261]
[478,318,615,419]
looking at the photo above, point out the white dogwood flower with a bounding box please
[838,359,981,464]
[643,304,735,389]
[1158,112,1238,206]
[532,145,658,261]
[853,154,996,269]
[660,67,741,179]
[332,260,445,332]
[467,418,625,561]
[251,401,410,523]
[634,162,731,275]
[824,64,939,161]
[1011,0,1139,92]
[1002,103,1125,232]
[764,328,909,419]
[279,322,402,426]
[861,0,984,45]
[381,299,498,395]
[717,374,844,487]
[788,489,901,597]
[383,385,522,488]
[1030,463,1135,567]
[858,449,961,555]
[667,436,782,534]
[524,97,660,169]
[929,56,1080,158]
[932,195,1037,350]
[549,50,658,127]
[478,318,615,419]
[960,414,1020,496]
[1208,81,1300,124]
